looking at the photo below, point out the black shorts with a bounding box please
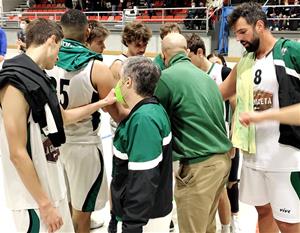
[229,149,240,182]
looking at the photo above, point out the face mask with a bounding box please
[115,80,126,104]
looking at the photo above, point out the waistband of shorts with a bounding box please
[65,136,101,144]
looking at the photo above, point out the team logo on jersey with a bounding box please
[43,138,60,162]
[281,47,287,56]
[279,208,291,214]
[253,90,273,111]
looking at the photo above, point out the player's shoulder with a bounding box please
[93,59,109,69]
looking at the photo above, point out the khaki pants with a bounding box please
[175,152,231,233]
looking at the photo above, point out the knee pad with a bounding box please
[227,182,239,213]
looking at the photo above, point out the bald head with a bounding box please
[162,33,187,65]
[162,33,187,55]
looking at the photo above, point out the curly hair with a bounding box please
[121,21,152,47]
[228,2,268,28]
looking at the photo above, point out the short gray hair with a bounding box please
[122,56,161,97]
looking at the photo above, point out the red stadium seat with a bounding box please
[114,15,122,21]
[174,15,185,22]
[101,15,109,20]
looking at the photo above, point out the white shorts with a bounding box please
[12,197,74,233]
[240,166,300,223]
[60,143,108,212]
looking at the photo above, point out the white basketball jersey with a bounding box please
[110,54,128,134]
[207,63,229,134]
[0,111,66,210]
[49,60,101,144]
[207,62,223,86]
[114,54,128,63]
[110,53,128,68]
[243,52,300,171]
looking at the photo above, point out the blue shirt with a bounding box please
[0,28,7,56]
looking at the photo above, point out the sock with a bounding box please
[221,224,230,233]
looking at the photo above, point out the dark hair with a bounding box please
[159,23,181,40]
[228,2,268,28]
[26,18,63,48]
[207,52,227,67]
[60,9,88,41]
[87,20,110,44]
[122,56,161,97]
[122,21,152,47]
[186,33,206,55]
[61,9,88,28]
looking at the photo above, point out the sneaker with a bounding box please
[169,220,174,232]
[90,218,104,230]
[231,215,242,233]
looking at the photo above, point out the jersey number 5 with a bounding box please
[60,79,70,109]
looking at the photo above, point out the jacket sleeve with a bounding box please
[121,116,163,233]
[154,77,172,115]
[286,40,300,76]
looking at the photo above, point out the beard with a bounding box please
[242,37,260,53]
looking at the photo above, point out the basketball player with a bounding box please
[49,10,125,233]
[220,3,300,233]
[0,18,116,233]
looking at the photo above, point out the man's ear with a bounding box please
[85,27,91,42]
[46,34,57,46]
[126,77,132,87]
[162,51,168,66]
[197,48,204,57]
[255,20,265,33]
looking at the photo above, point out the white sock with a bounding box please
[221,224,230,233]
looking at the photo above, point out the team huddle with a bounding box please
[0,2,299,233]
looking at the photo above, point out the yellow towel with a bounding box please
[232,52,256,154]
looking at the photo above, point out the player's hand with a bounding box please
[39,202,63,233]
[239,112,261,127]
[228,147,236,158]
[103,88,117,106]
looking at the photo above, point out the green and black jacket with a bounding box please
[111,97,173,233]
[273,38,300,149]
